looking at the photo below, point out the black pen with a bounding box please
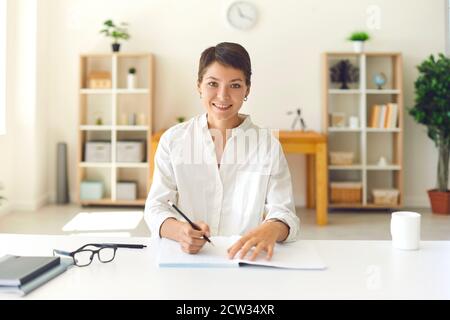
[167,200,214,245]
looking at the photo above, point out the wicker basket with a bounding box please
[372,189,399,205]
[330,152,354,165]
[331,182,362,203]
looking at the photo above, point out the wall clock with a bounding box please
[226,1,258,30]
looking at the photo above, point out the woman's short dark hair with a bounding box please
[198,42,252,86]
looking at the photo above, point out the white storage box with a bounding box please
[80,181,104,200]
[117,141,145,162]
[117,181,137,200]
[85,141,111,162]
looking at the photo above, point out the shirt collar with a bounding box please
[199,113,252,134]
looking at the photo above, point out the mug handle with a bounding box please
[390,216,396,238]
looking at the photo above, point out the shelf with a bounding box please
[78,53,153,207]
[329,203,401,209]
[366,165,401,170]
[366,128,401,133]
[366,89,400,94]
[116,89,149,94]
[80,125,113,131]
[80,89,113,94]
[115,163,148,168]
[115,125,149,131]
[324,52,403,210]
[328,127,362,132]
[329,165,363,170]
[80,89,149,94]
[79,162,112,168]
[80,198,146,206]
[328,89,361,94]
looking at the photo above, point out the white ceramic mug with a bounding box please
[390,211,421,250]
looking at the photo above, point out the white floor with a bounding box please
[0,204,449,240]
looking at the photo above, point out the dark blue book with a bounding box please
[0,258,73,296]
[0,255,60,286]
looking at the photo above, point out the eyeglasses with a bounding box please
[53,243,146,267]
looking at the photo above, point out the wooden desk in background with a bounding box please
[151,130,328,225]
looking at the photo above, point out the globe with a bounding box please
[373,73,387,90]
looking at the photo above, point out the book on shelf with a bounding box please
[369,103,398,129]
[386,103,398,128]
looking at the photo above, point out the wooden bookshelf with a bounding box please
[77,53,153,206]
[323,52,403,209]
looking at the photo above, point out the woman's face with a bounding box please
[198,61,250,126]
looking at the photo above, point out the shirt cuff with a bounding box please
[145,207,178,239]
[264,213,299,242]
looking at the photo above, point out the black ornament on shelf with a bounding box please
[330,60,359,89]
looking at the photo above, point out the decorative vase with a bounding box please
[427,189,450,215]
[352,41,365,53]
[112,43,121,52]
[127,74,136,89]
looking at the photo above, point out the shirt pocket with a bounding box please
[232,170,270,232]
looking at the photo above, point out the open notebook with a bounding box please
[158,236,326,270]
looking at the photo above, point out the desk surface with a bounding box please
[1,234,449,300]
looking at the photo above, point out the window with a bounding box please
[0,0,6,135]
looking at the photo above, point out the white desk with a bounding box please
[1,234,449,300]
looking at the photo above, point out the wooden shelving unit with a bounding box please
[77,53,153,206]
[323,52,403,209]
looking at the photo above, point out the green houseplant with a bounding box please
[409,53,450,214]
[127,67,136,89]
[100,19,130,52]
[347,31,370,53]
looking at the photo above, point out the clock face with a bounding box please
[226,1,257,30]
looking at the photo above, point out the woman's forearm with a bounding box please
[159,218,183,241]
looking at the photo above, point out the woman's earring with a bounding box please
[244,97,248,101]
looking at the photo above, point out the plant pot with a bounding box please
[352,41,365,53]
[127,74,136,89]
[427,189,450,215]
[112,43,121,52]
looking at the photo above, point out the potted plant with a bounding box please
[176,116,186,123]
[127,67,136,89]
[348,31,370,53]
[409,53,450,214]
[100,19,130,52]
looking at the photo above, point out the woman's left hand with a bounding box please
[227,220,289,261]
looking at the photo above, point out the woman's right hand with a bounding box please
[177,221,211,254]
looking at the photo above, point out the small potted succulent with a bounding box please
[348,31,370,53]
[100,19,130,52]
[409,54,450,214]
[127,67,136,89]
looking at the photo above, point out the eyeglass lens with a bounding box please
[73,247,116,266]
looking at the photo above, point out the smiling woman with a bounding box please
[145,42,300,262]
[0,0,6,135]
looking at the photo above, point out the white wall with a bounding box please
[0,0,50,214]
[2,0,446,210]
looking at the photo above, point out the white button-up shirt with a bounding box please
[144,113,300,242]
